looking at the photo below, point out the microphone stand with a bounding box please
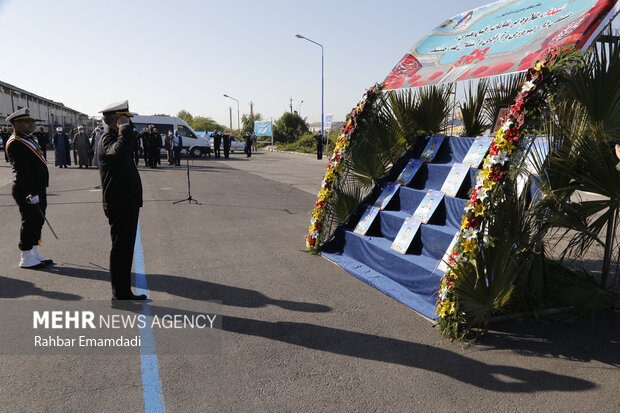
[173,146,201,205]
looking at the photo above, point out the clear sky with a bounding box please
[0,0,492,126]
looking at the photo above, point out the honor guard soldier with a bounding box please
[98,100,146,300]
[5,108,53,268]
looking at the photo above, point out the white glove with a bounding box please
[27,195,40,205]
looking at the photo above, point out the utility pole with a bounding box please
[249,101,254,118]
[229,107,233,130]
[289,98,293,114]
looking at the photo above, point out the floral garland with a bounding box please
[436,50,558,326]
[306,84,381,252]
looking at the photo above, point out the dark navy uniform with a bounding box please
[6,131,49,251]
[213,132,221,159]
[315,132,323,160]
[98,102,144,300]
[223,133,231,159]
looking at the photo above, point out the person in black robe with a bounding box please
[52,127,71,168]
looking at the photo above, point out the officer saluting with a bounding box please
[98,100,146,300]
[4,108,53,268]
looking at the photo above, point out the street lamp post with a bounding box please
[295,34,324,144]
[223,94,240,134]
[298,100,304,116]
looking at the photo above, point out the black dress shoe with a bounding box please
[113,293,147,300]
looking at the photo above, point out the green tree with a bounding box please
[240,113,263,136]
[191,116,225,132]
[177,110,193,125]
[273,112,309,144]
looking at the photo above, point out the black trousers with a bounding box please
[13,187,46,251]
[214,145,220,158]
[317,146,323,160]
[104,208,139,298]
[223,146,230,159]
[149,149,159,167]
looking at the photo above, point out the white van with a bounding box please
[131,115,210,157]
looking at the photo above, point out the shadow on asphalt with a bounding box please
[45,265,331,313]
[0,275,81,300]
[483,316,620,368]
[139,301,599,393]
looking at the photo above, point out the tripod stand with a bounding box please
[173,147,201,205]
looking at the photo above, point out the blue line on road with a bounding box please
[134,221,166,413]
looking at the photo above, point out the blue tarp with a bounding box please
[322,136,479,320]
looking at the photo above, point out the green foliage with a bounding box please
[460,79,489,137]
[176,110,193,125]
[279,133,316,153]
[567,43,620,137]
[173,110,225,132]
[240,113,263,137]
[414,84,454,134]
[273,112,309,144]
[191,116,225,132]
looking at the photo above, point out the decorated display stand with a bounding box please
[306,0,620,334]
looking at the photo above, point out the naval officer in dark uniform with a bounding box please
[4,108,53,268]
[98,100,146,300]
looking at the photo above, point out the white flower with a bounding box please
[522,80,535,92]
[439,287,449,301]
[489,151,509,166]
[463,227,478,240]
[478,188,489,201]
[500,119,513,133]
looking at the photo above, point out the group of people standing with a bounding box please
[211,130,231,159]
[51,126,103,168]
[136,125,184,168]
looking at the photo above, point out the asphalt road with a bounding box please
[0,151,618,413]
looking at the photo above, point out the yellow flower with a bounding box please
[494,136,507,148]
[483,178,496,190]
[473,203,486,217]
[535,61,546,71]
[479,168,491,180]
[463,239,478,253]
[460,216,469,230]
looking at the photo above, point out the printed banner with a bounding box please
[254,121,272,136]
[384,0,619,90]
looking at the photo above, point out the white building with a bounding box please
[0,80,89,132]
